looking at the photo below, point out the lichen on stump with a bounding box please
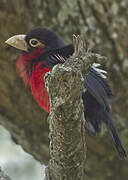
[44,35,106,180]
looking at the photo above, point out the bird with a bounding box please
[5,27,126,159]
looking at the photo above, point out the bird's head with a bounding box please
[5,27,64,53]
[5,28,65,85]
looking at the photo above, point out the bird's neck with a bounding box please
[16,48,44,85]
[16,48,51,113]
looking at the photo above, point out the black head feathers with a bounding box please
[25,27,64,50]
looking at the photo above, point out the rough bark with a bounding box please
[44,36,103,179]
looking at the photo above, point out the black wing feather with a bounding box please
[89,68,113,99]
[85,69,110,110]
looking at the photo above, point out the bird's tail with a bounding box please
[105,113,127,159]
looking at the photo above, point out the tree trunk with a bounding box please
[45,36,102,179]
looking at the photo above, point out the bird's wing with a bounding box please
[85,68,113,110]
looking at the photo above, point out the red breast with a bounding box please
[16,48,51,113]
[30,62,51,113]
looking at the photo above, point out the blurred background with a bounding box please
[0,0,128,179]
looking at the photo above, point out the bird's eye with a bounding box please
[31,40,38,45]
[29,38,40,47]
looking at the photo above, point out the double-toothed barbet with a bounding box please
[5,27,126,159]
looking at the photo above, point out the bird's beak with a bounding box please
[5,34,28,52]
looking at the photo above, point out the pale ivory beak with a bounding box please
[5,34,28,52]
